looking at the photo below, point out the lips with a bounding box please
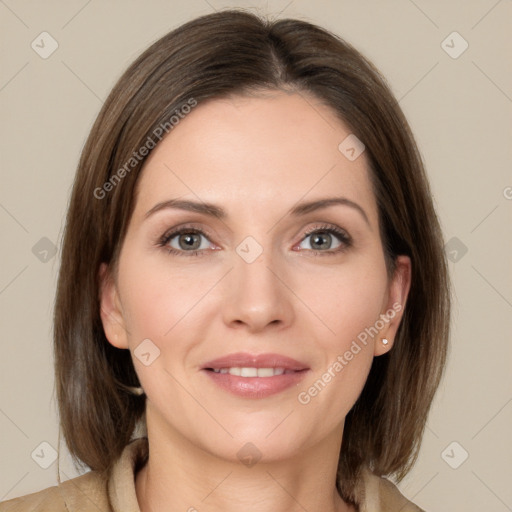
[201,352,310,399]
[202,352,309,372]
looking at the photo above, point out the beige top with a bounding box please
[1,438,424,512]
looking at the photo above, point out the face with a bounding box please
[100,90,411,464]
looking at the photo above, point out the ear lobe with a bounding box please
[99,263,129,349]
[374,255,412,356]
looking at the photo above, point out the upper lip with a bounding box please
[202,352,309,371]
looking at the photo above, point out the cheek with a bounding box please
[293,257,388,413]
[118,252,208,338]
[299,256,389,347]
[121,275,171,338]
[115,255,196,394]
[116,250,219,388]
[297,342,374,428]
[296,276,384,421]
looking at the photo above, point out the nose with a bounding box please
[222,250,294,333]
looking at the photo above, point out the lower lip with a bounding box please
[202,369,309,399]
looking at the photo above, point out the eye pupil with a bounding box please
[311,232,331,250]
[179,233,200,250]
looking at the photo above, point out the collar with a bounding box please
[106,438,421,512]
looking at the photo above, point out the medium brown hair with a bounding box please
[54,9,450,502]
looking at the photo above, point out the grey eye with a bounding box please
[169,232,210,251]
[300,231,342,251]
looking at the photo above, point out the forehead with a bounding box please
[133,91,378,226]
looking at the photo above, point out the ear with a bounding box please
[374,255,412,356]
[98,262,129,349]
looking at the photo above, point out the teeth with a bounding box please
[211,367,287,377]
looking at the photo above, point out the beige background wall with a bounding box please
[1,1,511,510]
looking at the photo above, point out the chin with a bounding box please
[206,417,312,463]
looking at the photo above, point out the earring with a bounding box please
[382,338,389,345]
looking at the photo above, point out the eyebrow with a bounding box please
[145,197,370,227]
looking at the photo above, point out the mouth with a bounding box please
[206,367,300,377]
[201,352,310,399]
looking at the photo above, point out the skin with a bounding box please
[100,90,411,512]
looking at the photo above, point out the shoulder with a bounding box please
[359,469,425,512]
[0,471,110,512]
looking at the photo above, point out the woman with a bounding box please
[1,9,450,512]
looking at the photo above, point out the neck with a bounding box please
[135,409,354,512]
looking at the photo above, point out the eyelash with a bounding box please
[157,224,352,257]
